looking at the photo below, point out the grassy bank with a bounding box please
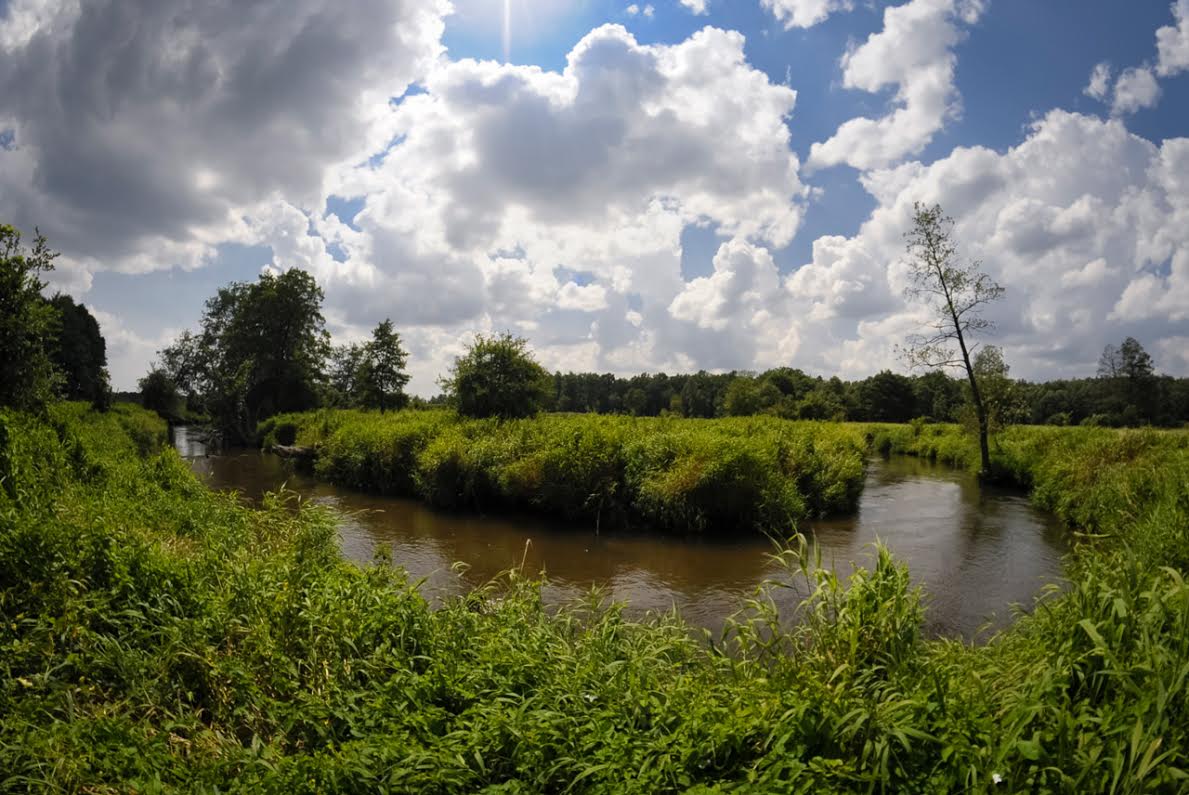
[2,406,1188,791]
[259,410,869,534]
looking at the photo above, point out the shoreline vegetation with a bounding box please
[2,403,1187,790]
[258,410,870,535]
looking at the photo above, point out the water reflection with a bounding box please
[173,426,1067,639]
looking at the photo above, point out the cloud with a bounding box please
[806,0,984,172]
[679,0,708,15]
[89,308,180,390]
[5,2,1187,392]
[785,111,1189,379]
[0,0,449,276]
[236,23,804,391]
[1111,66,1161,115]
[670,238,781,331]
[313,24,804,354]
[625,4,655,18]
[760,0,853,29]
[1157,0,1189,76]
[1097,1,1186,118]
[666,238,799,368]
[1084,61,1112,101]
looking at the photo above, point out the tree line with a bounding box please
[538,346,1187,427]
[140,268,414,441]
[4,221,1185,434]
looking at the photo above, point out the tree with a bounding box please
[442,333,550,419]
[796,387,845,420]
[48,294,111,409]
[857,371,917,423]
[1096,337,1157,424]
[967,346,1025,436]
[139,368,182,419]
[722,376,781,416]
[357,319,410,413]
[159,269,330,441]
[1097,343,1121,379]
[325,342,365,407]
[1118,337,1154,383]
[912,370,962,421]
[0,225,61,410]
[900,203,1005,476]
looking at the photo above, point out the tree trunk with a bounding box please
[947,305,992,477]
[957,337,991,476]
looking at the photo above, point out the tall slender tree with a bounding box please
[357,319,410,413]
[899,203,1005,476]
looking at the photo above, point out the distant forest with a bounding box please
[527,345,1189,428]
[119,362,1189,429]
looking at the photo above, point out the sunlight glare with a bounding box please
[503,0,511,62]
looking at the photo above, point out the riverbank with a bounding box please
[2,404,1188,790]
[180,434,1068,639]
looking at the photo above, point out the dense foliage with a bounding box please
[47,294,111,408]
[138,367,185,421]
[2,406,1188,791]
[260,410,868,533]
[0,225,110,412]
[157,269,330,441]
[441,332,552,419]
[324,319,411,412]
[547,362,1189,427]
[0,225,62,410]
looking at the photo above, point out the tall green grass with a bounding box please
[2,406,1187,790]
[260,410,868,534]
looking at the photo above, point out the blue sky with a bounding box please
[2,0,1187,391]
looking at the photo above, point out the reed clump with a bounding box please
[261,410,869,534]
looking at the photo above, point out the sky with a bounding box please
[1,0,1187,394]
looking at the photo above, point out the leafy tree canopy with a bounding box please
[0,224,61,410]
[443,333,550,419]
[158,269,329,440]
[49,293,111,409]
[357,319,410,413]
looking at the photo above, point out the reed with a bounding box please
[263,410,870,534]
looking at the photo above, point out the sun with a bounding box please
[448,0,585,64]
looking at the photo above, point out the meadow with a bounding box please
[1,404,1187,791]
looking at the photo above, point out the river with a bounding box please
[174,426,1068,640]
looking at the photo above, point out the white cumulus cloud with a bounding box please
[1111,66,1161,115]
[1157,0,1189,76]
[807,0,984,172]
[0,0,449,278]
[786,111,1189,379]
[306,24,806,390]
[760,0,853,29]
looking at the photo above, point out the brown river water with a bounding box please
[174,426,1068,640]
